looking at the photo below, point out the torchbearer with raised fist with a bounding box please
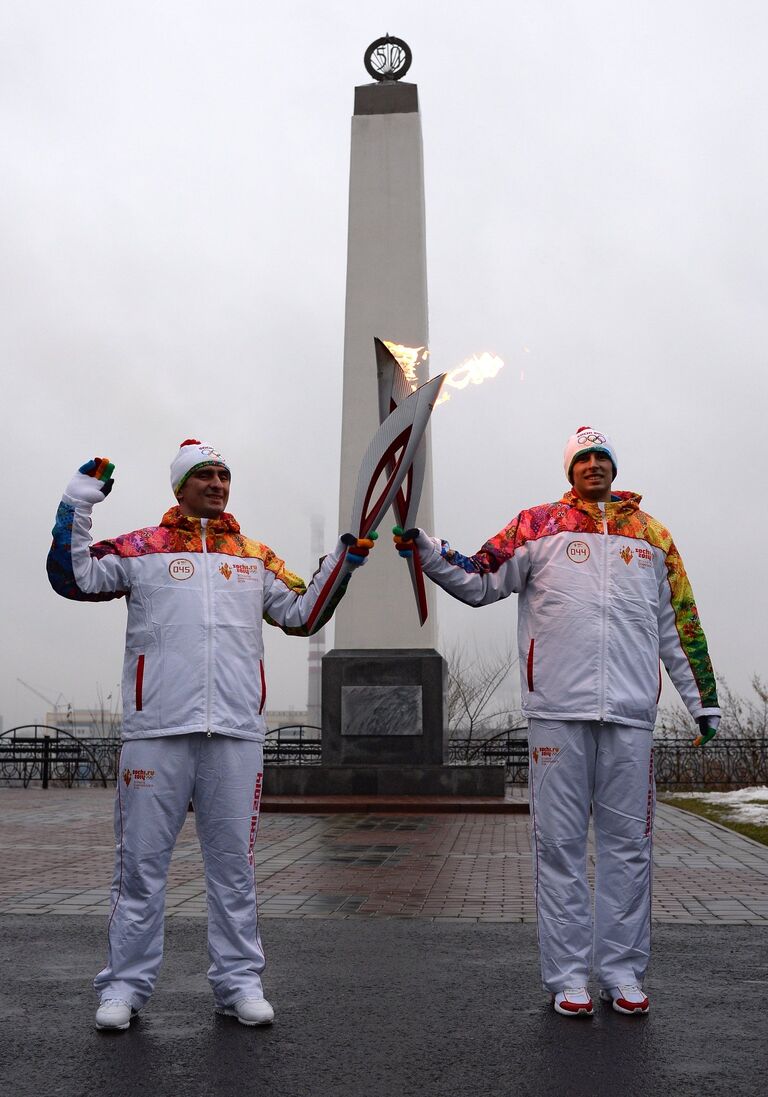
[394,426,720,1017]
[48,439,373,1031]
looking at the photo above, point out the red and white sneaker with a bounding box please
[552,987,594,1016]
[600,984,649,1015]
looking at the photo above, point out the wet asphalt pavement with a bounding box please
[1,916,765,1097]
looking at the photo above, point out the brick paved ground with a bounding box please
[1,788,767,923]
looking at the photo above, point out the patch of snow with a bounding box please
[668,786,768,825]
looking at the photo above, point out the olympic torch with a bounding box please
[305,367,445,633]
[374,337,433,625]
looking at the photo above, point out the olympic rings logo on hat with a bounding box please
[576,431,606,445]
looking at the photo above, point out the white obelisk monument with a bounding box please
[306,514,325,728]
[334,41,437,649]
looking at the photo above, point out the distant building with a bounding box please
[43,708,122,739]
[264,708,314,735]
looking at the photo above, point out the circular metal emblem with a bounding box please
[566,541,590,563]
[364,36,412,82]
[169,558,195,581]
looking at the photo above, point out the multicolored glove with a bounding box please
[63,458,115,506]
[693,716,718,747]
[393,526,420,558]
[341,531,377,567]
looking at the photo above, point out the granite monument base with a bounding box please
[322,648,447,766]
[263,648,506,798]
[264,763,506,798]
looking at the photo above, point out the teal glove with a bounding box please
[693,717,718,747]
[64,458,115,506]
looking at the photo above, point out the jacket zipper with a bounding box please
[201,518,213,736]
[598,502,609,721]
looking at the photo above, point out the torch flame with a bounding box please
[445,351,504,390]
[383,340,429,391]
[436,351,505,404]
[383,341,506,405]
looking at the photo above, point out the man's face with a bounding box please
[570,450,614,502]
[176,465,231,518]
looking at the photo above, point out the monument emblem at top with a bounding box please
[364,35,412,82]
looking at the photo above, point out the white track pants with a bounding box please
[528,719,655,992]
[94,734,265,1010]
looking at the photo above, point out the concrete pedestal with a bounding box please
[264,649,505,797]
[264,763,505,798]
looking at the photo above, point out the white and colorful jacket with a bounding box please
[47,501,350,742]
[416,490,719,730]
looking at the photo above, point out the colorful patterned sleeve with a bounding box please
[656,535,719,717]
[47,501,129,601]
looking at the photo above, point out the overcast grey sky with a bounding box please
[2,0,766,728]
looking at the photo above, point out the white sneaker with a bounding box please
[600,984,650,1015]
[95,999,136,1031]
[216,996,275,1026]
[552,987,594,1017]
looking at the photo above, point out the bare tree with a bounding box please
[444,640,522,746]
[86,686,122,739]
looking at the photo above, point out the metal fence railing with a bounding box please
[652,736,768,790]
[448,732,768,789]
[2,725,766,791]
[0,726,114,788]
[264,725,321,766]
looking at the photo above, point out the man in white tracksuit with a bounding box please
[394,427,720,1017]
[47,440,374,1031]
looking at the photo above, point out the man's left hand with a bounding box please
[693,717,718,747]
[341,531,378,567]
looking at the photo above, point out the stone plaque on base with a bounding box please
[322,648,445,766]
[341,685,422,736]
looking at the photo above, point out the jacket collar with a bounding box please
[160,506,241,534]
[560,489,642,521]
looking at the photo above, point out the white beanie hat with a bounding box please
[171,439,230,496]
[563,426,618,483]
